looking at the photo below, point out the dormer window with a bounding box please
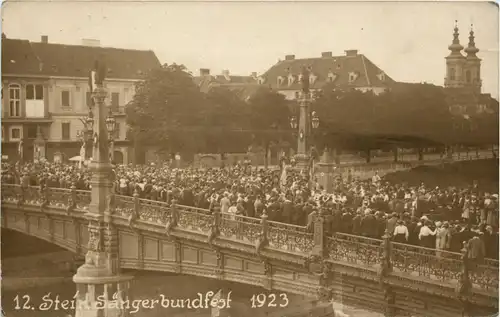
[288,74,294,86]
[277,76,284,86]
[377,72,386,82]
[309,73,317,85]
[327,71,337,82]
[348,72,359,83]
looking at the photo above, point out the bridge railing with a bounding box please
[2,184,498,294]
[327,233,383,267]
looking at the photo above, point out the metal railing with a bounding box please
[1,183,498,293]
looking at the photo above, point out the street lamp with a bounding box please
[106,109,116,162]
[311,111,320,129]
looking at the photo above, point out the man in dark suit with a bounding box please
[360,210,378,239]
[352,211,362,236]
[483,225,498,260]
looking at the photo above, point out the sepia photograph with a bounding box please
[0,1,498,317]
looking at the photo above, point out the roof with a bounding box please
[262,52,395,90]
[1,39,43,75]
[193,74,258,93]
[193,73,259,100]
[217,83,262,100]
[2,38,161,79]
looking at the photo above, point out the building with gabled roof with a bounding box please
[1,34,161,164]
[260,50,395,100]
[193,69,261,101]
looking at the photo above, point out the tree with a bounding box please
[246,87,291,166]
[203,87,249,153]
[311,83,455,161]
[126,63,207,156]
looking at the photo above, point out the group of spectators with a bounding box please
[2,159,498,260]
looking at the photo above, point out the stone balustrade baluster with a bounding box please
[128,189,140,227]
[312,208,325,257]
[256,211,269,255]
[66,183,77,214]
[208,206,220,246]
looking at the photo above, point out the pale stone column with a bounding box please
[73,84,132,317]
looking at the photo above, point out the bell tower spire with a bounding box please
[445,20,466,89]
[464,24,479,57]
[463,24,482,93]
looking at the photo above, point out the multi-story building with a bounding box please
[260,50,395,100]
[194,50,395,102]
[1,35,160,164]
[193,68,261,101]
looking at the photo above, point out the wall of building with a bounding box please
[47,78,134,145]
[277,86,387,100]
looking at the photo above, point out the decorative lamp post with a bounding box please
[73,60,132,317]
[290,66,320,170]
[311,111,320,129]
[290,116,298,129]
[106,110,116,162]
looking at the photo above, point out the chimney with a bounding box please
[251,72,257,78]
[199,68,210,76]
[222,70,230,81]
[285,55,295,61]
[41,35,48,43]
[81,39,101,47]
[345,49,358,57]
[321,52,332,58]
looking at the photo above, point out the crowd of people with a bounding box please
[2,159,498,260]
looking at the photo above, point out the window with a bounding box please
[10,127,21,140]
[86,91,92,107]
[114,122,120,139]
[466,70,471,83]
[27,126,37,139]
[61,91,70,107]
[26,84,44,100]
[62,122,70,140]
[9,84,21,117]
[295,91,300,99]
[309,75,316,85]
[277,77,284,86]
[449,68,456,81]
[111,92,119,111]
[348,73,358,83]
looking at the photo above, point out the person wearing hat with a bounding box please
[418,220,437,249]
[386,212,398,238]
[393,220,409,243]
[435,221,451,257]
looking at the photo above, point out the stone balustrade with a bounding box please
[1,184,498,295]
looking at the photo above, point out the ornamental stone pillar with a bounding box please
[73,77,132,317]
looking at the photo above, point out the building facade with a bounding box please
[193,68,261,101]
[261,50,395,100]
[194,50,395,102]
[1,35,160,164]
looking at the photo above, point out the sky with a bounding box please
[2,1,499,99]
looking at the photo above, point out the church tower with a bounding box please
[444,21,466,88]
[463,24,482,94]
